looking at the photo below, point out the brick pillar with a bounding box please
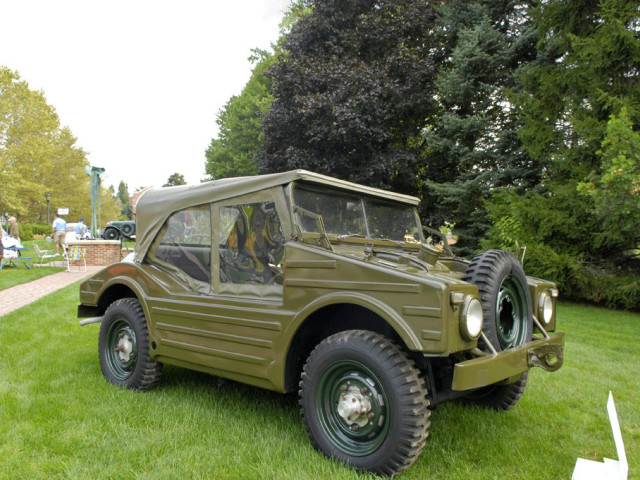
[66,240,123,266]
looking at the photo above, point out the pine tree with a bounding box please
[421,1,541,257]
[514,0,640,264]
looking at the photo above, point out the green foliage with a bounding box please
[0,67,120,225]
[421,1,541,257]
[116,181,131,219]
[204,49,277,180]
[18,223,32,241]
[516,0,640,223]
[483,0,640,308]
[578,109,640,249]
[26,223,50,236]
[483,190,640,310]
[258,0,439,195]
[163,172,187,187]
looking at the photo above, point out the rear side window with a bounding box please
[149,205,212,286]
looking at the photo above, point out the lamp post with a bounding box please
[45,192,51,225]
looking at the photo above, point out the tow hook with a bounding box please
[528,344,563,372]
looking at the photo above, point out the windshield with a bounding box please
[292,184,422,243]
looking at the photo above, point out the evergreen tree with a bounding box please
[421,1,540,257]
[485,0,640,308]
[513,0,640,263]
[116,181,131,219]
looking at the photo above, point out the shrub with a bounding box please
[30,224,50,236]
[19,223,33,241]
[483,241,640,311]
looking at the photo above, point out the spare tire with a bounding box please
[461,249,533,410]
[463,249,532,352]
[121,222,135,236]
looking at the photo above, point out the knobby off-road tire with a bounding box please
[98,298,162,390]
[462,249,533,410]
[299,330,431,477]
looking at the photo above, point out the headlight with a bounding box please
[538,292,554,325]
[460,296,483,341]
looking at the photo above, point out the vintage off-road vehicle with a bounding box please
[78,170,564,476]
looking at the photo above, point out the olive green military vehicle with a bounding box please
[78,170,564,476]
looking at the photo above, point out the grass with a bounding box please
[0,292,638,479]
[0,238,65,290]
[0,235,133,291]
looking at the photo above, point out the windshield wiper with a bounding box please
[370,236,405,246]
[337,233,366,240]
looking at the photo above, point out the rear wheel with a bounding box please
[98,298,162,390]
[299,330,431,476]
[103,227,119,240]
[462,250,533,410]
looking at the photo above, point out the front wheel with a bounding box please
[299,330,431,476]
[98,298,162,390]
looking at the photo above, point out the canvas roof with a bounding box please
[134,170,420,262]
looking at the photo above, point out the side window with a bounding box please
[219,201,284,285]
[151,205,212,285]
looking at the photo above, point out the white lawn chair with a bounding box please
[33,244,57,267]
[67,245,87,272]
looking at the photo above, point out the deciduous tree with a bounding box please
[204,50,276,180]
[163,172,187,187]
[257,0,440,195]
[0,67,119,224]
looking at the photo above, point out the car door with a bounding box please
[145,188,293,391]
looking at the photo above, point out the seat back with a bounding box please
[69,246,86,260]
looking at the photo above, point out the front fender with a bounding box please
[284,290,423,352]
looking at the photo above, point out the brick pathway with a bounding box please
[0,265,103,316]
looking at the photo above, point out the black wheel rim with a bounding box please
[496,274,528,349]
[315,360,389,456]
[105,319,138,380]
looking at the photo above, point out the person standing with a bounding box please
[75,217,88,239]
[51,213,67,255]
[8,216,19,240]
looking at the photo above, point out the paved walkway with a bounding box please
[0,265,103,316]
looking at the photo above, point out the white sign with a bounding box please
[57,208,69,215]
[572,392,628,480]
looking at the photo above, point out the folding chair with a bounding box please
[67,245,87,272]
[33,244,57,267]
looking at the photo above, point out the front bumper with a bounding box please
[452,333,564,391]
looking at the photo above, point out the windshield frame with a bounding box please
[289,181,424,246]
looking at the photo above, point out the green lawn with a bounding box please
[0,292,637,479]
[0,238,65,290]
